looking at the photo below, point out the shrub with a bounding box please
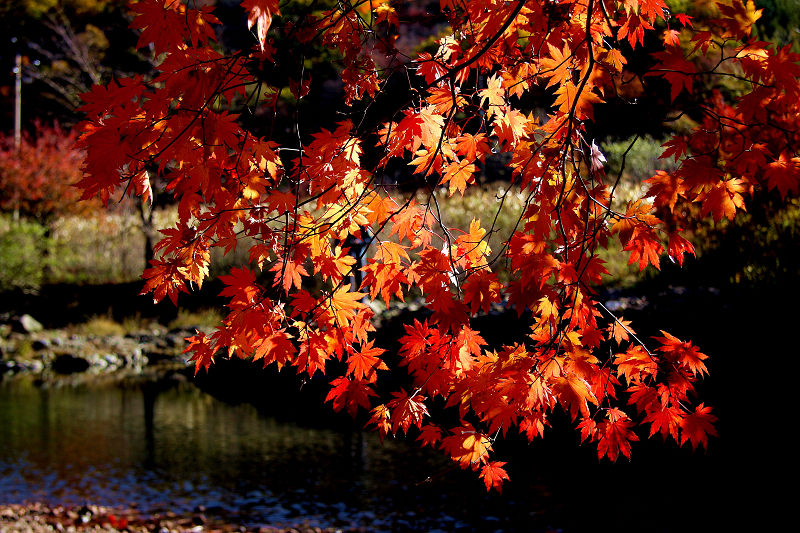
[0,123,92,223]
[0,215,49,292]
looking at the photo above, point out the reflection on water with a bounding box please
[0,375,723,532]
[0,378,544,531]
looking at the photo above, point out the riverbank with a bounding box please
[1,278,790,532]
[0,503,367,532]
[0,310,198,386]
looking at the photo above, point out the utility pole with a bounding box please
[12,37,22,153]
[10,37,22,222]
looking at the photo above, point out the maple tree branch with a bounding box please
[72,0,765,476]
[430,0,526,90]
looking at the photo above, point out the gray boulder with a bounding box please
[13,314,44,333]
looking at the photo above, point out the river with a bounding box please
[0,370,727,532]
[0,378,556,531]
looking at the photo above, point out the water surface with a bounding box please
[0,378,549,531]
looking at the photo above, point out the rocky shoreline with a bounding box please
[0,504,365,533]
[0,313,195,386]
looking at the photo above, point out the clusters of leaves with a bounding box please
[76,0,800,491]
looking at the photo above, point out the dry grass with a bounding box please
[77,315,127,337]
[168,308,224,330]
[49,206,178,284]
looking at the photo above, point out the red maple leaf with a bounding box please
[648,47,697,102]
[185,331,215,375]
[680,403,718,450]
[387,390,429,434]
[764,152,800,198]
[644,404,684,441]
[596,408,639,461]
[325,377,377,417]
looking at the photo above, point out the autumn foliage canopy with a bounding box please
[76,0,800,490]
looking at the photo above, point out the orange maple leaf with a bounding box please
[699,178,748,222]
[454,133,489,163]
[141,261,188,305]
[185,331,215,375]
[648,47,696,102]
[551,374,598,420]
[387,390,429,434]
[253,331,297,369]
[614,345,658,383]
[219,266,260,307]
[655,330,709,377]
[427,86,467,114]
[667,233,695,267]
[129,0,184,55]
[325,377,377,417]
[479,74,506,116]
[462,271,502,315]
[441,427,492,469]
[347,340,388,381]
[270,258,309,294]
[327,287,367,325]
[644,404,684,441]
[480,461,510,492]
[608,318,636,345]
[361,261,408,305]
[647,170,683,211]
[663,29,681,46]
[540,42,573,88]
[764,152,800,198]
[442,160,477,196]
[624,227,664,271]
[417,424,442,447]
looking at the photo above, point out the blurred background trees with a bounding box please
[0,0,798,294]
[1,0,145,123]
[0,0,165,291]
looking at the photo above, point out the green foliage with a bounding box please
[13,339,35,361]
[690,196,800,286]
[599,135,800,287]
[47,206,256,286]
[602,135,680,183]
[208,233,258,280]
[595,233,658,288]
[754,0,800,52]
[121,313,160,334]
[0,215,49,292]
[22,0,112,18]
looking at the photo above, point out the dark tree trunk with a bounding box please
[138,202,156,267]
